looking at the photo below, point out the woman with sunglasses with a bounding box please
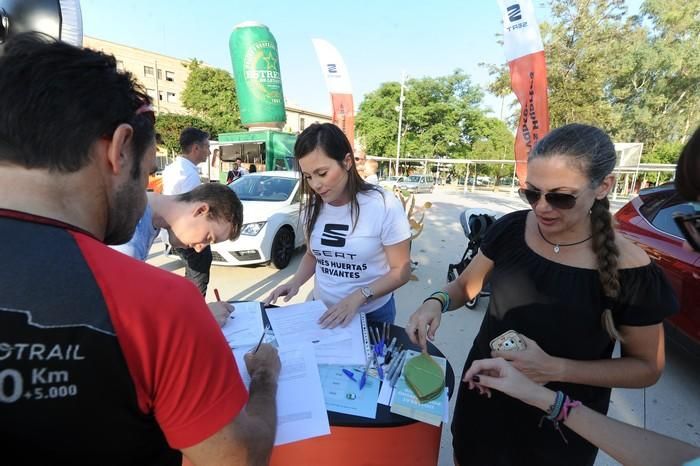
[407,123,678,466]
[265,123,411,328]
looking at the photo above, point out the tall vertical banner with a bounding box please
[311,39,355,148]
[497,0,550,185]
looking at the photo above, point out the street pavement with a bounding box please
[146,185,700,466]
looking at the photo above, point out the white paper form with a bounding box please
[231,345,330,446]
[265,301,353,348]
[313,326,366,366]
[267,301,367,366]
[221,301,265,348]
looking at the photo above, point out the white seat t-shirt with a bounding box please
[308,189,411,314]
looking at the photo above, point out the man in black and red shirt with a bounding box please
[0,34,280,465]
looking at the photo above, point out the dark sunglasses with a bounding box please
[518,188,579,210]
[673,212,700,252]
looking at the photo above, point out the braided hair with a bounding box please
[530,124,622,340]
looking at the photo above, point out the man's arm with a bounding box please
[181,344,280,466]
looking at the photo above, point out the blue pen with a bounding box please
[358,359,371,390]
[342,368,357,382]
[374,352,384,380]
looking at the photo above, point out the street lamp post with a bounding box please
[395,71,406,177]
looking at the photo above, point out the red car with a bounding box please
[614,184,700,356]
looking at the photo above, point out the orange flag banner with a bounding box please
[497,0,550,185]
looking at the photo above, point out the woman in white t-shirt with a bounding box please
[265,123,411,328]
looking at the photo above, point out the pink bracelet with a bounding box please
[556,396,582,422]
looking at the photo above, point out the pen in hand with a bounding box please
[252,324,270,353]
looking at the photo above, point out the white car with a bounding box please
[379,175,405,190]
[211,171,305,269]
[397,175,435,193]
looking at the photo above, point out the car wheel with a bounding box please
[270,227,295,269]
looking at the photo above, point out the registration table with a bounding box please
[265,312,456,466]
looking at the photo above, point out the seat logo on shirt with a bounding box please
[321,224,349,247]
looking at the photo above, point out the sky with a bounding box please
[81,0,643,118]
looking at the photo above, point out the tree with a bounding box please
[155,113,216,155]
[612,0,700,148]
[470,118,515,184]
[484,0,700,153]
[181,60,242,134]
[356,70,486,159]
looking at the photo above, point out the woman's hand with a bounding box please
[463,357,554,410]
[491,334,563,385]
[318,290,365,329]
[207,301,233,327]
[264,282,300,306]
[405,300,442,352]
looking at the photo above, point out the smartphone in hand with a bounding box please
[490,330,527,352]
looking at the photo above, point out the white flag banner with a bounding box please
[311,38,353,94]
[496,0,544,60]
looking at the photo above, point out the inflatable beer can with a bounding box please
[229,22,286,129]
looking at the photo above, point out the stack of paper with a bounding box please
[231,344,330,446]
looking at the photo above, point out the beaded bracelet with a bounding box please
[422,291,451,313]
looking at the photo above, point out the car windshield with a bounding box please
[407,176,422,182]
[387,176,402,181]
[230,175,297,201]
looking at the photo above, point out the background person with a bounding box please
[0,33,279,466]
[407,123,678,466]
[265,123,411,328]
[236,157,249,176]
[162,127,213,296]
[112,183,244,326]
[364,158,380,185]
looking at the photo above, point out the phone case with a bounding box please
[489,330,526,352]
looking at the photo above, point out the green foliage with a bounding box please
[485,0,700,153]
[642,141,683,164]
[471,118,515,180]
[356,70,486,158]
[155,113,216,155]
[181,60,242,134]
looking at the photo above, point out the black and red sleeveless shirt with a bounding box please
[0,210,248,465]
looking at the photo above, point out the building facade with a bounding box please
[84,36,189,114]
[83,36,332,129]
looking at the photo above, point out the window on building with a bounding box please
[300,117,305,131]
[157,69,163,80]
[116,60,125,71]
[144,66,154,77]
[165,71,175,82]
[158,91,164,102]
[146,88,157,99]
[166,92,177,103]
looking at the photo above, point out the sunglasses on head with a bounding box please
[518,188,580,210]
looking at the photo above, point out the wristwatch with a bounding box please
[360,286,374,302]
